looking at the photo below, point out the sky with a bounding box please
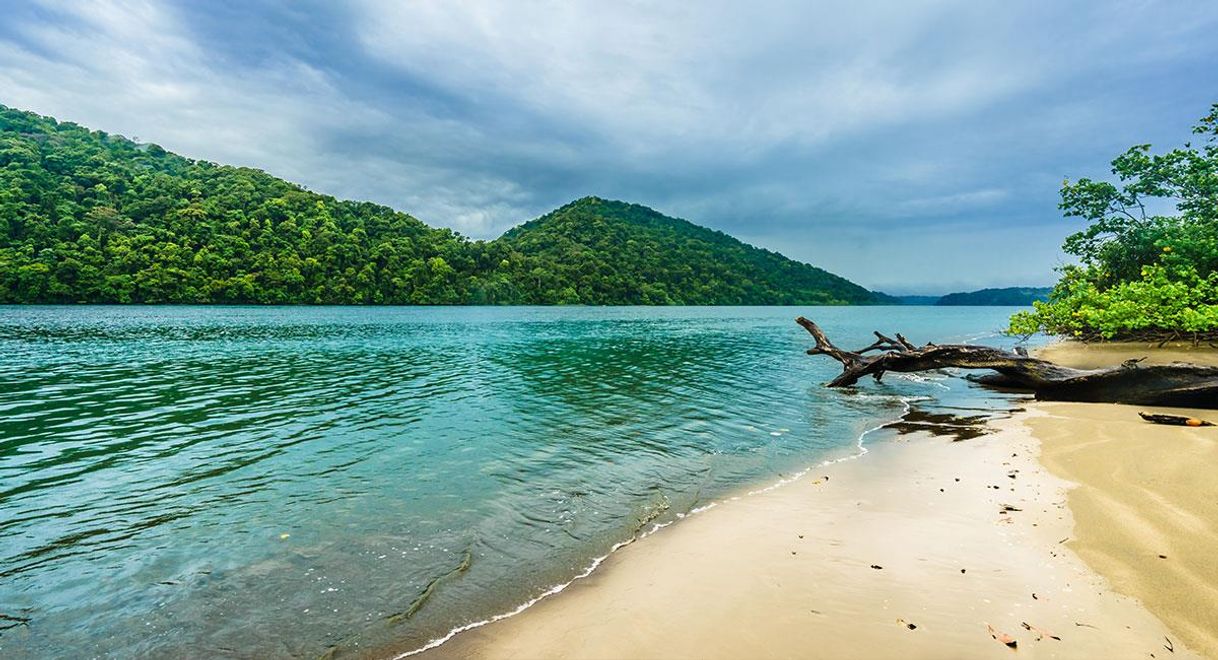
[2,1,1216,294]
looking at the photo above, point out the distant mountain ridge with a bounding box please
[0,104,885,305]
[936,287,1051,306]
[889,287,1051,306]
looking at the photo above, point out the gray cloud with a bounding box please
[2,0,1216,293]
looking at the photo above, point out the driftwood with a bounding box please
[796,317,1218,409]
[1139,412,1214,426]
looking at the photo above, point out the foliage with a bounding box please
[0,104,883,305]
[1009,103,1218,340]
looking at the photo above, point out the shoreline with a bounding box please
[391,396,923,658]
[400,416,1196,658]
[388,340,1218,660]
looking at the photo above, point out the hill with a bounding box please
[0,104,883,305]
[497,198,880,304]
[936,287,1051,306]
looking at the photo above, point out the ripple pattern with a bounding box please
[0,305,1026,657]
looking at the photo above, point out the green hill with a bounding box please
[497,197,880,304]
[0,104,882,305]
[936,287,1051,306]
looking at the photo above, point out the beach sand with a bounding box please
[1030,342,1218,658]
[402,341,1218,660]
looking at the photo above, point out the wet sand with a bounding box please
[1030,342,1218,658]
[412,415,1193,659]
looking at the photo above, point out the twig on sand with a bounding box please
[987,623,1018,649]
[1139,412,1213,427]
[1021,621,1061,641]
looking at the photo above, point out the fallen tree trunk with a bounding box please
[796,316,1218,409]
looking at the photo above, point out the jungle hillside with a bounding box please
[0,104,882,306]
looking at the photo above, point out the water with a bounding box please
[0,306,1030,657]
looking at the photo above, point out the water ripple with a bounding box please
[0,305,1027,658]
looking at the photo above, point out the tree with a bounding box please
[1011,103,1218,341]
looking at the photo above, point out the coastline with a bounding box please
[403,414,1195,658]
[390,340,1218,660]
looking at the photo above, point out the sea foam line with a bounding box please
[395,393,926,658]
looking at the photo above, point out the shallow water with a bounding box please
[0,306,1029,657]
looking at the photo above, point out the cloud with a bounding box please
[2,0,1217,291]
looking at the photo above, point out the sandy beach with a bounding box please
[1032,342,1218,658]
[402,341,1218,660]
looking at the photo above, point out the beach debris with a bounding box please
[1159,554,1168,559]
[999,504,1022,513]
[987,623,1018,649]
[1021,621,1061,641]
[960,568,966,574]
[870,564,883,570]
[798,534,804,539]
[1165,636,1175,653]
[1139,412,1214,427]
[1074,622,1098,629]
[796,317,1218,409]
[1031,592,1038,600]
[896,618,917,630]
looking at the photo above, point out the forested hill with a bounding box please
[497,198,880,304]
[0,104,883,305]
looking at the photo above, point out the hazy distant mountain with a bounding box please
[936,287,1052,306]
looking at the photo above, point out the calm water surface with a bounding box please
[0,306,1029,657]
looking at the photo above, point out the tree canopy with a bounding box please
[0,104,883,306]
[1010,103,1218,341]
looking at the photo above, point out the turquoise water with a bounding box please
[0,306,1029,657]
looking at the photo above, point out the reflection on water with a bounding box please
[0,306,1028,657]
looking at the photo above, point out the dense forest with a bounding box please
[1009,103,1218,341]
[497,198,878,304]
[0,104,883,305]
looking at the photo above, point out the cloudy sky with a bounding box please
[2,1,1216,293]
